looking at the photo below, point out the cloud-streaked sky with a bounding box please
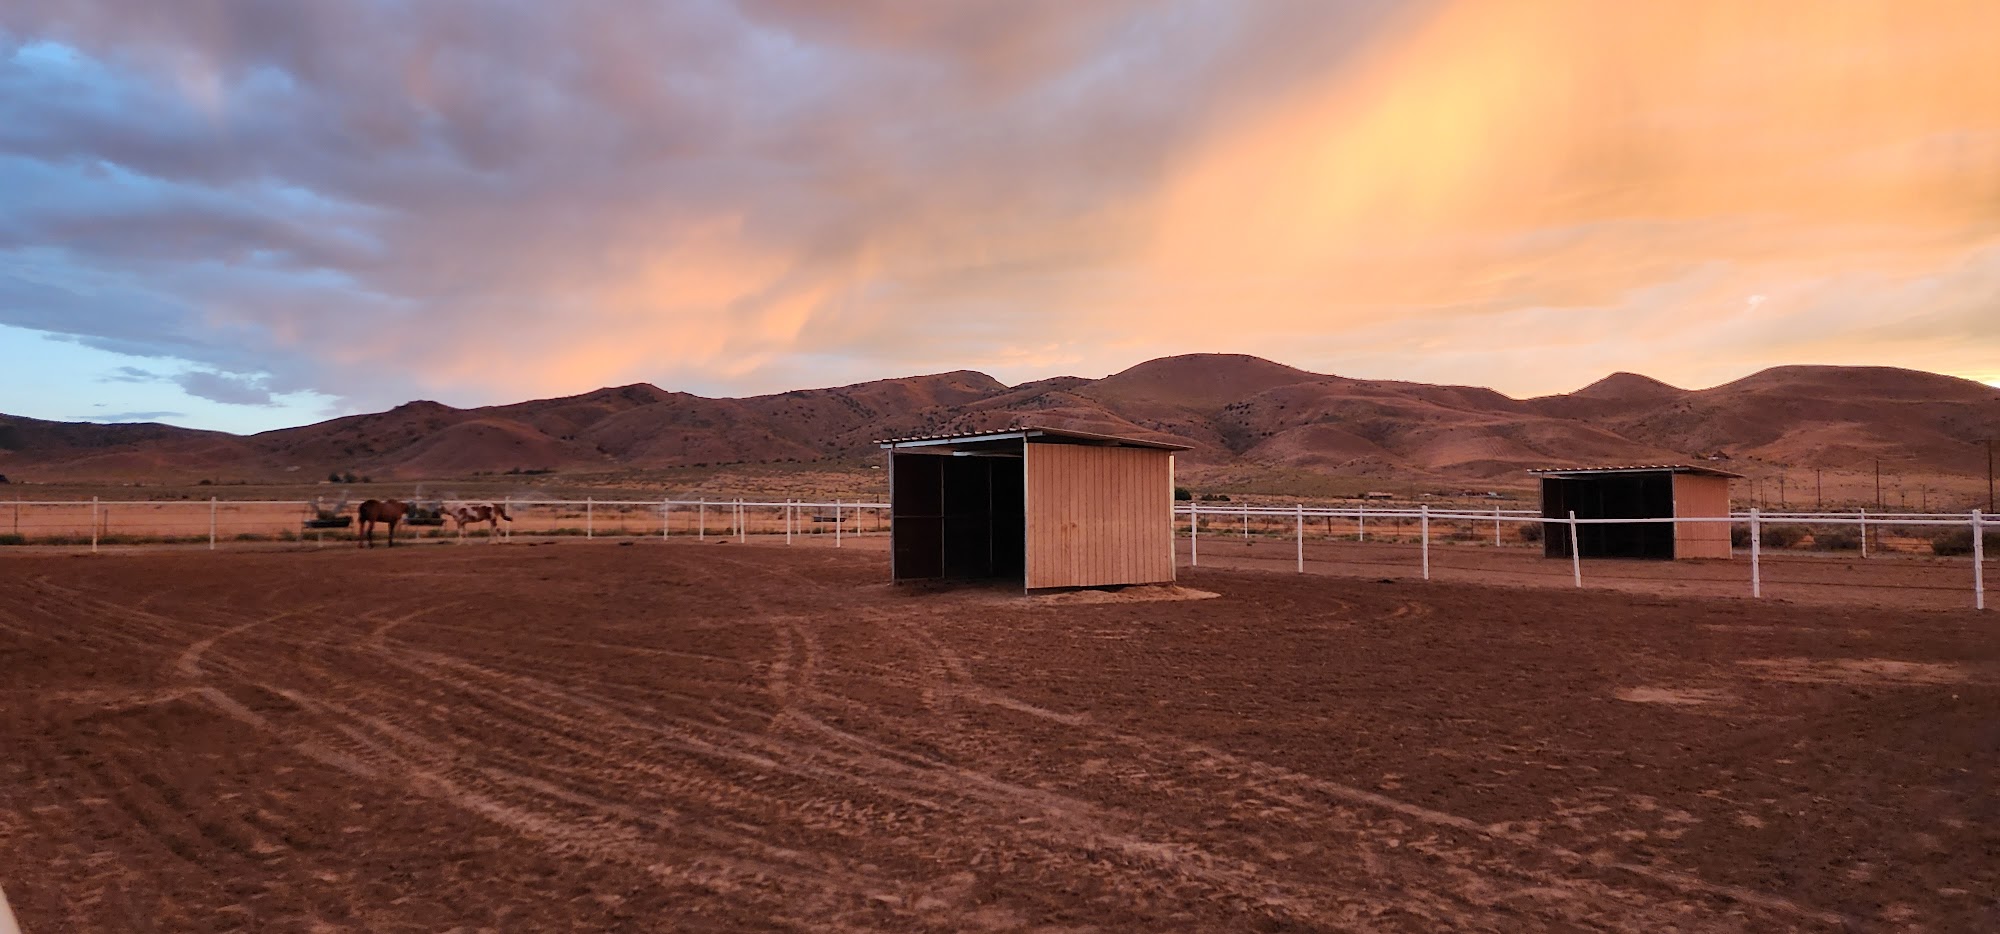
[3,0,1996,434]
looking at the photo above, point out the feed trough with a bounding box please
[305,494,353,530]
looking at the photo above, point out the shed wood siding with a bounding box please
[1024,443,1174,589]
[1673,473,1732,559]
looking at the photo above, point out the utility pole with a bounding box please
[1976,438,1992,512]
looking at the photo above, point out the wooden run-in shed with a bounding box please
[1532,464,1741,560]
[879,427,1187,591]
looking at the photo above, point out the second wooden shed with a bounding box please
[1531,464,1741,560]
[879,427,1187,591]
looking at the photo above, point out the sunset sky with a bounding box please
[3,1,1997,434]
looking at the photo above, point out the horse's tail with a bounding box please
[496,503,512,522]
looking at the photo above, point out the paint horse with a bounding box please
[356,499,408,548]
[444,502,512,542]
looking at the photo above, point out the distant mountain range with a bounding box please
[3,355,1996,483]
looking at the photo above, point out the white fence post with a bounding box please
[1567,510,1581,588]
[662,499,671,539]
[209,496,218,550]
[586,497,594,539]
[834,499,842,548]
[1974,509,1986,612]
[1858,508,1868,558]
[91,496,99,553]
[1295,503,1304,573]
[1358,505,1366,542]
[1420,503,1431,580]
[1494,505,1502,547]
[698,498,706,541]
[786,500,793,545]
[1190,500,1199,567]
[1750,508,1762,598]
[1242,505,1249,541]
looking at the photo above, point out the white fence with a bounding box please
[1177,503,1992,610]
[0,497,889,550]
[3,496,1989,610]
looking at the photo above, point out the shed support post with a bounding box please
[1973,509,1986,611]
[1295,504,1304,573]
[1750,508,1762,598]
[1858,509,1867,558]
[1190,500,1199,567]
[738,499,746,543]
[210,496,218,550]
[586,497,594,539]
[1421,504,1431,580]
[786,500,793,545]
[1567,510,1581,588]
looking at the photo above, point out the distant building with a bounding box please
[879,427,1187,591]
[1530,465,1741,560]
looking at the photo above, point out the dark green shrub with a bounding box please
[1811,528,1861,551]
[1517,523,1544,543]
[1930,528,2000,556]
[1174,487,1192,502]
[1731,525,1751,548]
[1761,525,1806,548]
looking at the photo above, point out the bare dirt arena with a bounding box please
[2,543,1994,932]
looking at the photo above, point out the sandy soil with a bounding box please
[1,543,1994,932]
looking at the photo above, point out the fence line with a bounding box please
[3,496,1989,610]
[1176,503,1993,611]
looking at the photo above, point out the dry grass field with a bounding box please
[1,543,1994,932]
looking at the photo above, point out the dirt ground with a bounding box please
[1,543,1994,932]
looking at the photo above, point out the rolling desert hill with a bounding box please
[2,356,1996,490]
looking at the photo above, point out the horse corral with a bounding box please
[1,542,1992,931]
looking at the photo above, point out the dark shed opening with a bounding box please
[1533,464,1742,561]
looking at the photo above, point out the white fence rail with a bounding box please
[3,496,1989,610]
[0,497,889,551]
[1176,503,1992,610]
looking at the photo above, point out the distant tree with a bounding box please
[341,471,358,483]
[1174,487,1192,501]
[1199,493,1230,502]
[0,473,9,484]
[327,471,342,483]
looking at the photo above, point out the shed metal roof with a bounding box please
[1527,464,1744,479]
[877,426,1189,451]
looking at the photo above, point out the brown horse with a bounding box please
[357,499,408,548]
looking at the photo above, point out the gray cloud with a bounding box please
[175,370,274,406]
[69,409,184,422]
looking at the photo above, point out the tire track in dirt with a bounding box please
[799,592,1850,930]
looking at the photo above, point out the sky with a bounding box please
[2,0,1996,435]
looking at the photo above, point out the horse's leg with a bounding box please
[358,518,369,548]
[387,517,398,547]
